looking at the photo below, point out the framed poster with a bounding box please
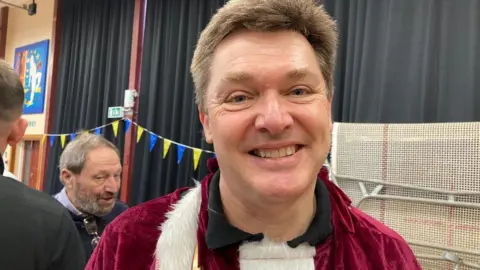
[13,39,49,115]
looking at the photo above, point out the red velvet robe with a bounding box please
[86,158,421,270]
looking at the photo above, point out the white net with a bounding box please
[330,122,480,270]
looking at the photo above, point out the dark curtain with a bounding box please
[130,0,227,205]
[324,0,480,123]
[44,0,134,195]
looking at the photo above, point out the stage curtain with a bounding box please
[324,0,480,123]
[129,0,227,205]
[43,0,134,195]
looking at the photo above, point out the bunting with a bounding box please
[124,119,131,133]
[136,126,144,142]
[49,136,55,147]
[149,133,158,152]
[60,135,66,148]
[177,145,185,164]
[41,134,47,145]
[111,121,119,137]
[40,119,215,171]
[193,148,202,170]
[163,139,171,158]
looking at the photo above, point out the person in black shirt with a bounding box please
[0,59,85,270]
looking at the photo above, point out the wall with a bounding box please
[4,0,54,134]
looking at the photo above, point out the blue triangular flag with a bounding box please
[49,136,55,147]
[214,153,216,158]
[70,133,77,141]
[124,119,131,133]
[149,134,158,152]
[177,145,185,164]
[95,128,101,135]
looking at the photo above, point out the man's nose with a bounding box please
[254,94,293,135]
[104,176,120,193]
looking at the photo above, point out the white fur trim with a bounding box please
[155,183,203,270]
[239,238,316,270]
[154,183,316,269]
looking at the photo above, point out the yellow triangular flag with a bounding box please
[41,135,46,145]
[136,126,144,143]
[60,135,66,148]
[112,121,119,137]
[163,139,171,159]
[193,148,202,171]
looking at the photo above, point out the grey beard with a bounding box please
[76,197,115,217]
[72,185,117,216]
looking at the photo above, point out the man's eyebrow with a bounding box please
[285,67,312,80]
[220,67,313,84]
[221,71,255,84]
[94,169,122,175]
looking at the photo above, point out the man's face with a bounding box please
[200,30,332,201]
[63,147,122,216]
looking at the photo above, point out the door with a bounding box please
[21,140,40,189]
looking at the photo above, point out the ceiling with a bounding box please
[0,0,31,9]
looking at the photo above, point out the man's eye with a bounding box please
[229,95,248,103]
[290,88,307,96]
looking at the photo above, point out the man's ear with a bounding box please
[198,106,213,144]
[6,118,27,146]
[60,169,75,189]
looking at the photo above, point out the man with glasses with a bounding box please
[0,59,85,269]
[54,133,128,261]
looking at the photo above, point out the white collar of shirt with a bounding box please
[54,187,84,216]
[3,171,18,180]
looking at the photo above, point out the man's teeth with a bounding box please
[254,146,298,158]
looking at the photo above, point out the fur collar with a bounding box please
[155,182,203,269]
[154,181,316,270]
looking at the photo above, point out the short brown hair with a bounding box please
[191,0,338,112]
[0,59,24,121]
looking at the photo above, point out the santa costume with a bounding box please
[86,158,421,270]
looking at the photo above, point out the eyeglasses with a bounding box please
[83,216,101,249]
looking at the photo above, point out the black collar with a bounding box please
[205,171,332,249]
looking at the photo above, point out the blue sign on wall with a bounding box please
[13,39,50,115]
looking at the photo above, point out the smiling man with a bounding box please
[54,133,128,262]
[86,0,421,269]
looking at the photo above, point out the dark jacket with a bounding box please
[69,201,128,262]
[0,158,85,270]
